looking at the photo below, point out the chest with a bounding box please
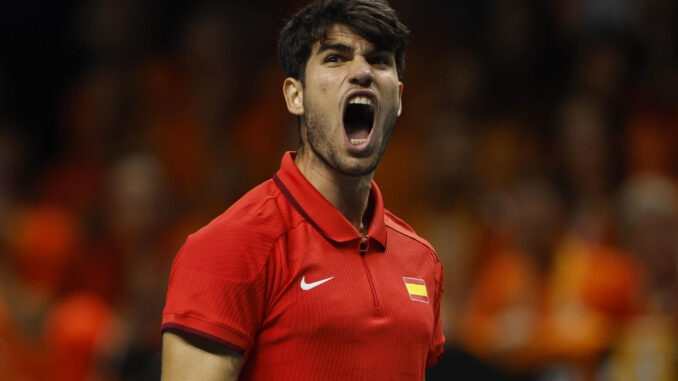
[258,230,436,348]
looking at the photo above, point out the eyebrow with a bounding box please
[316,42,390,57]
[317,43,354,55]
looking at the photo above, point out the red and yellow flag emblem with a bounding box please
[403,277,428,303]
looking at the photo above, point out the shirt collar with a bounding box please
[273,151,386,249]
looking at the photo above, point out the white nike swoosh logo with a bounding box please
[300,276,334,291]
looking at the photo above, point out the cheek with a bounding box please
[317,74,335,94]
[379,75,401,103]
[384,87,401,112]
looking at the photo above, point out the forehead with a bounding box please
[312,23,375,53]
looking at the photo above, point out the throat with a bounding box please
[331,178,373,233]
[294,145,374,232]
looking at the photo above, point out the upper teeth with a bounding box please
[349,96,373,107]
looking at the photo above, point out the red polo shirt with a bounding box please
[162,152,444,380]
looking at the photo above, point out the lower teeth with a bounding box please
[350,138,367,145]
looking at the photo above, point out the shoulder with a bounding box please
[384,209,437,258]
[173,180,288,281]
[384,209,444,294]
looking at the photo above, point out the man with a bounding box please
[161,1,444,380]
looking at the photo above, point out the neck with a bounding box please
[294,148,373,235]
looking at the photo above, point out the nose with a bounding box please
[348,56,373,87]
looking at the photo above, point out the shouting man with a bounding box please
[161,1,444,379]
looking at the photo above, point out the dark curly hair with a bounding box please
[278,0,410,83]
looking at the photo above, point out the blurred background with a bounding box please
[0,0,676,380]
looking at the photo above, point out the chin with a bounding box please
[336,156,379,177]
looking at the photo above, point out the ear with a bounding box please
[283,78,304,116]
[397,82,403,117]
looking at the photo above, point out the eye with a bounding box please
[324,54,345,63]
[369,56,392,66]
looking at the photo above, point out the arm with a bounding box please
[161,330,244,381]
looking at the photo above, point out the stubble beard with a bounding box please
[302,97,398,177]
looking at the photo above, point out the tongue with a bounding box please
[348,128,369,140]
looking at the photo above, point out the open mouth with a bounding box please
[343,94,375,147]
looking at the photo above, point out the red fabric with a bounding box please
[163,151,444,380]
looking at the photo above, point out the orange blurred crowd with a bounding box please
[0,0,676,380]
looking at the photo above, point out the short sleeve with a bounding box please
[161,229,274,355]
[426,259,445,367]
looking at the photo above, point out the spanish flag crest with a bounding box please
[403,277,428,303]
